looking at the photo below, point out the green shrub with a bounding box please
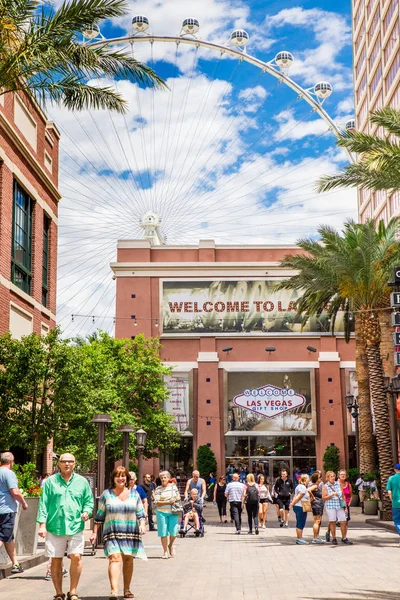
[13,462,42,497]
[196,445,217,479]
[322,445,340,474]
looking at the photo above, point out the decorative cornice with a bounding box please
[0,112,61,202]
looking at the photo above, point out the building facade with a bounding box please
[112,240,357,481]
[0,90,60,338]
[352,0,400,222]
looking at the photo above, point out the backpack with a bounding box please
[246,485,260,504]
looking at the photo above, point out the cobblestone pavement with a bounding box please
[1,507,399,600]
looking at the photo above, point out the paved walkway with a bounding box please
[1,506,399,600]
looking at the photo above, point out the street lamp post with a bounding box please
[135,428,147,485]
[117,425,135,469]
[345,394,359,468]
[383,375,400,464]
[91,414,112,496]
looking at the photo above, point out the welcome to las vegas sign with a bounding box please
[233,384,306,419]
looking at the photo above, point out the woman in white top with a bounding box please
[153,471,181,559]
[256,474,270,529]
[289,474,310,545]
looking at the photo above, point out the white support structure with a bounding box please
[89,34,354,163]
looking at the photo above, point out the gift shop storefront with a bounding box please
[112,240,357,480]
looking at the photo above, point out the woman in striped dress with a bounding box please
[90,467,146,600]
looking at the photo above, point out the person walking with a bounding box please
[141,474,156,531]
[184,470,206,504]
[37,452,94,600]
[338,469,352,538]
[322,471,353,545]
[308,471,324,544]
[153,470,181,559]
[386,463,400,545]
[244,474,260,535]
[225,473,245,534]
[207,472,216,502]
[213,476,227,523]
[90,467,146,600]
[355,473,366,513]
[128,472,148,515]
[274,469,293,528]
[256,474,270,529]
[0,452,28,574]
[289,474,310,545]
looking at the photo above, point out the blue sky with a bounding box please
[52,0,358,336]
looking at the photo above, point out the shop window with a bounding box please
[292,436,316,457]
[42,215,50,307]
[11,181,33,295]
[293,457,317,474]
[249,436,291,456]
[225,436,249,457]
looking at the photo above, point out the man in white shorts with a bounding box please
[37,453,94,600]
[322,471,353,545]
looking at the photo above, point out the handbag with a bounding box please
[301,499,312,512]
[170,485,183,514]
[339,498,347,508]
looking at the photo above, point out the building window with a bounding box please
[368,34,381,71]
[11,182,33,294]
[42,215,50,307]
[385,53,400,92]
[369,64,382,96]
[383,0,398,35]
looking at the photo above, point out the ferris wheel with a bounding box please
[53,15,356,338]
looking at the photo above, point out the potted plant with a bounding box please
[363,473,379,516]
[348,467,360,506]
[12,463,42,555]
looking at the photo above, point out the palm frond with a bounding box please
[316,163,400,192]
[370,107,400,137]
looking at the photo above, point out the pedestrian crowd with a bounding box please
[1,451,400,600]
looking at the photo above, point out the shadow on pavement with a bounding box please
[303,591,399,600]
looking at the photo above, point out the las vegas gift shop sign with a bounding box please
[233,385,306,419]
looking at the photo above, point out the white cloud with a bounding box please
[267,7,352,91]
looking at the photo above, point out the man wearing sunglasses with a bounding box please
[37,453,94,600]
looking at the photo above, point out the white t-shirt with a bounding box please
[355,477,365,491]
[294,484,309,507]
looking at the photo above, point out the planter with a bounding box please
[364,499,378,516]
[15,497,40,556]
[350,493,359,507]
[0,505,22,565]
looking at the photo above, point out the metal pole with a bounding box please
[355,414,360,469]
[97,422,106,496]
[122,432,130,469]
[138,449,143,485]
[388,390,399,465]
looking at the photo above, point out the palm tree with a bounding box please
[276,219,400,520]
[317,108,400,192]
[317,108,400,383]
[0,0,165,113]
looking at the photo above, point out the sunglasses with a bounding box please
[60,460,75,464]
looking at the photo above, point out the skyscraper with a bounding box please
[352,0,400,222]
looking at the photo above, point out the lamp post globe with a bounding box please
[135,428,147,450]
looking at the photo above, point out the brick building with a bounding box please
[352,0,400,222]
[112,240,357,481]
[0,90,60,338]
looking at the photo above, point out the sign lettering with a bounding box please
[233,385,306,419]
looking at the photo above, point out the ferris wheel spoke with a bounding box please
[155,46,199,212]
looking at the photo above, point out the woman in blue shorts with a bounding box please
[289,474,310,545]
[154,471,181,559]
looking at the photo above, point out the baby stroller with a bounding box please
[179,498,205,537]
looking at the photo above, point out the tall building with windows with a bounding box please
[0,90,60,338]
[353,0,400,222]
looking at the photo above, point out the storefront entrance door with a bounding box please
[250,458,292,486]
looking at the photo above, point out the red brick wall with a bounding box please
[0,90,59,335]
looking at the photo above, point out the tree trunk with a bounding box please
[378,309,396,379]
[362,311,394,520]
[355,317,375,473]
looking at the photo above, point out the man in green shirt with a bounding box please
[37,453,94,600]
[386,463,400,545]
